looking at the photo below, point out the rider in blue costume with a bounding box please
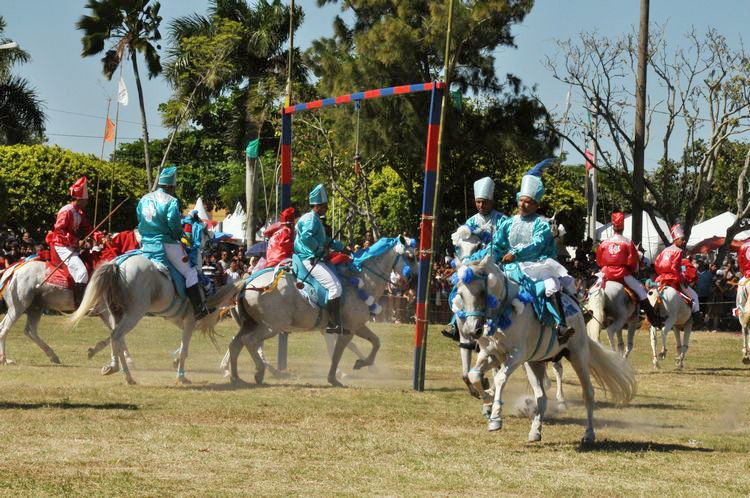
[476,159,576,343]
[295,184,347,334]
[136,166,213,320]
[441,176,507,341]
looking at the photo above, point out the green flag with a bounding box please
[246,138,260,159]
[451,89,462,112]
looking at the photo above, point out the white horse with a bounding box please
[226,236,415,387]
[586,280,641,357]
[736,280,750,365]
[456,256,636,443]
[69,255,244,384]
[647,286,693,369]
[0,260,73,365]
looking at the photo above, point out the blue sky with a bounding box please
[3,1,748,166]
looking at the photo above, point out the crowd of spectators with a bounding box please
[0,223,744,331]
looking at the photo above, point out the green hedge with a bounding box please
[0,145,147,233]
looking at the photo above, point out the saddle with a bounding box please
[656,283,693,306]
[44,248,95,290]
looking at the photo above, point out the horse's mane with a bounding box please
[351,237,401,271]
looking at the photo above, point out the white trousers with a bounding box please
[302,259,342,300]
[683,285,700,313]
[623,274,648,301]
[54,245,88,284]
[164,243,199,287]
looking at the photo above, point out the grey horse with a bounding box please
[456,255,636,443]
[586,280,641,357]
[70,255,244,384]
[647,286,693,369]
[226,236,415,387]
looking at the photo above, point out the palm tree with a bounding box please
[77,0,163,187]
[0,16,46,145]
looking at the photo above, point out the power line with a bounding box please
[46,107,169,129]
[47,132,143,140]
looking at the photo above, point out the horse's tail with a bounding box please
[207,279,245,309]
[69,262,128,328]
[585,284,605,342]
[587,337,637,404]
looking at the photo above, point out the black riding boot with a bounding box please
[640,299,661,327]
[441,321,460,342]
[325,297,345,334]
[691,310,703,328]
[553,292,575,344]
[73,282,87,309]
[186,284,214,321]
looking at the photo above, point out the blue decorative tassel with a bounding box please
[456,310,466,320]
[518,290,534,304]
[356,289,369,301]
[450,273,458,285]
[462,267,474,284]
[498,313,512,330]
[487,294,498,309]
[349,277,359,287]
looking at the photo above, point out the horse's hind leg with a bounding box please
[0,299,26,364]
[110,312,145,385]
[23,308,60,364]
[525,362,548,442]
[649,326,660,369]
[677,325,692,370]
[227,323,258,384]
[552,360,566,410]
[567,348,596,444]
[743,324,750,364]
[175,326,195,385]
[625,321,637,358]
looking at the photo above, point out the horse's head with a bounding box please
[453,254,507,339]
[451,225,483,263]
[394,235,417,283]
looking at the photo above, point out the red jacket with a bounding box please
[47,202,91,248]
[654,244,691,287]
[263,222,293,268]
[596,233,639,281]
[739,240,750,278]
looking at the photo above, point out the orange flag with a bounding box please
[104,117,115,142]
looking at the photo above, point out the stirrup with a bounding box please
[556,325,575,345]
[441,325,460,342]
[325,322,344,334]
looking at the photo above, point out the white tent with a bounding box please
[596,211,670,262]
[220,202,247,241]
[193,197,211,221]
[686,211,750,250]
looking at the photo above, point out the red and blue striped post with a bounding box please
[277,81,444,375]
[413,82,444,391]
[277,111,292,370]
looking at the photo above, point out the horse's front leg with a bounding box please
[625,321,637,358]
[525,362,548,442]
[677,324,692,370]
[459,342,477,397]
[468,349,500,419]
[649,325,660,369]
[175,327,194,385]
[743,324,750,364]
[488,351,522,432]
[351,325,380,371]
[23,309,60,364]
[567,348,596,444]
[328,332,354,387]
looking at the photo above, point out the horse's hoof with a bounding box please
[658,351,666,360]
[230,376,250,386]
[487,417,502,432]
[176,377,192,385]
[50,355,61,365]
[742,356,750,365]
[557,401,568,411]
[353,359,365,370]
[481,404,492,420]
[254,372,265,385]
[125,377,137,386]
[87,348,96,360]
[581,430,596,445]
[328,377,346,388]
[528,431,542,442]
[101,365,119,376]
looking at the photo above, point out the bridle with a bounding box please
[455,266,510,338]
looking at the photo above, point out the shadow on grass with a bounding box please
[692,367,750,376]
[595,401,688,410]
[0,401,138,410]
[545,416,683,430]
[576,439,713,453]
[171,381,341,392]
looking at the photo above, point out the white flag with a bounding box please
[118,76,129,106]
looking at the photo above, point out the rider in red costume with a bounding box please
[262,207,296,269]
[653,223,702,323]
[46,177,93,307]
[596,212,660,325]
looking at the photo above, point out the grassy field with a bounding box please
[0,315,749,496]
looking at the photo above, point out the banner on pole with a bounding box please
[118,76,129,106]
[104,117,115,142]
[585,148,595,171]
[246,138,260,159]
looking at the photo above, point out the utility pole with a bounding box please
[632,0,649,245]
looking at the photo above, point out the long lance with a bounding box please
[37,197,130,289]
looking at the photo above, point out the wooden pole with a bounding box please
[95,97,112,227]
[413,0,455,392]
[632,0,649,245]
